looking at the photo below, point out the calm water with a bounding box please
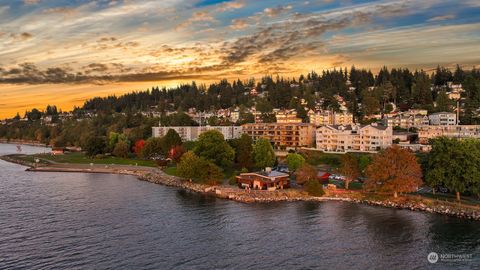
[0,144,479,269]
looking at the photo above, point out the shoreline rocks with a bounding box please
[2,156,479,221]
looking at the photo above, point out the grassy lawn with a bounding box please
[163,166,179,176]
[414,192,480,207]
[329,179,364,190]
[31,152,157,167]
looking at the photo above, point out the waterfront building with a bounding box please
[418,125,480,144]
[236,170,290,190]
[428,112,457,126]
[152,125,243,141]
[316,124,393,153]
[242,123,315,150]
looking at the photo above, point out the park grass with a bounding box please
[414,192,480,207]
[30,152,157,167]
[163,166,179,177]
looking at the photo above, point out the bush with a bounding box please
[177,151,223,185]
[304,179,325,197]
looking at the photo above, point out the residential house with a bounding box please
[428,112,457,125]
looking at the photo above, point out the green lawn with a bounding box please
[32,152,157,167]
[329,179,364,190]
[163,166,179,176]
[415,192,480,207]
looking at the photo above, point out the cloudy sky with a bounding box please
[1,0,479,118]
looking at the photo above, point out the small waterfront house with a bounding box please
[236,171,290,191]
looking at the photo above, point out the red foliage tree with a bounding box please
[133,139,145,157]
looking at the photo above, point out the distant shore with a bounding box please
[1,154,480,221]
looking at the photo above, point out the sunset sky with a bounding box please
[1,0,480,119]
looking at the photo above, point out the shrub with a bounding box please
[304,179,325,197]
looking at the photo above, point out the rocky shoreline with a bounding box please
[2,155,480,221]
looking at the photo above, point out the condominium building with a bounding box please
[428,112,457,125]
[152,125,243,141]
[316,124,393,153]
[384,114,429,129]
[242,123,316,150]
[308,110,354,126]
[418,125,480,144]
[275,109,302,123]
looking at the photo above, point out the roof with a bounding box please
[239,171,289,179]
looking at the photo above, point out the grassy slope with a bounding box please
[30,152,157,167]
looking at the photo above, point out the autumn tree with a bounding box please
[133,139,145,157]
[295,163,317,185]
[365,145,422,198]
[340,153,360,190]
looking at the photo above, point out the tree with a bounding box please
[84,136,106,157]
[193,130,234,167]
[253,138,275,169]
[425,138,480,201]
[133,139,145,157]
[286,153,305,172]
[364,145,422,198]
[340,153,360,190]
[232,134,253,169]
[163,129,182,152]
[304,179,325,197]
[295,163,317,185]
[168,145,185,163]
[435,90,452,112]
[177,151,199,180]
[177,151,223,185]
[141,137,164,159]
[112,140,129,158]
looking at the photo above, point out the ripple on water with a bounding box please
[0,144,479,269]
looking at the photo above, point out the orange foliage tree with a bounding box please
[364,145,422,198]
[340,153,360,190]
[295,163,317,185]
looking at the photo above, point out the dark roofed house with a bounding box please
[236,170,290,191]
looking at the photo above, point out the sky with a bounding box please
[1,0,480,119]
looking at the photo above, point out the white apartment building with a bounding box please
[316,124,393,153]
[308,110,354,126]
[418,125,480,144]
[152,125,243,141]
[428,112,457,126]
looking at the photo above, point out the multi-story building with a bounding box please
[316,124,393,153]
[308,110,354,126]
[152,126,243,141]
[275,109,302,123]
[242,123,316,150]
[418,125,480,144]
[428,112,457,125]
[384,114,429,129]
